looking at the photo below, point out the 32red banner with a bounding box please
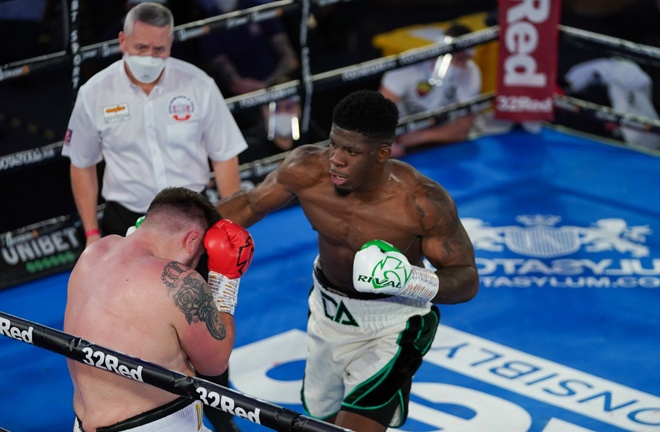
[495,0,561,122]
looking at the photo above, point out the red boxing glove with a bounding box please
[204,220,254,315]
[204,220,254,278]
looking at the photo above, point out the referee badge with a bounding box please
[169,95,194,121]
[102,103,130,123]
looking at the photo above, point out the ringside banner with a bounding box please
[495,0,560,122]
[0,215,84,289]
[0,159,283,290]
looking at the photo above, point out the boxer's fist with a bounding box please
[353,240,411,295]
[204,219,254,278]
[204,220,254,315]
[353,239,439,302]
[125,215,146,236]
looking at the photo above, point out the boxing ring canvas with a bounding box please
[1,127,658,432]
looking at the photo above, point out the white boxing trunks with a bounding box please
[73,397,210,432]
[303,263,440,428]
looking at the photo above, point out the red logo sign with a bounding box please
[495,0,561,122]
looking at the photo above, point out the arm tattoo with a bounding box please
[161,262,227,340]
[413,186,444,234]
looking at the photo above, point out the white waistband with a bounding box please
[311,268,431,327]
[74,400,205,432]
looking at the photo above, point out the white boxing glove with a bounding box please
[125,215,146,236]
[353,240,439,302]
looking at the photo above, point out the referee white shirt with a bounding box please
[381,57,481,117]
[63,57,248,213]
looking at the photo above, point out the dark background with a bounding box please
[1,0,659,234]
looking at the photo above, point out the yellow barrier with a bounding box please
[371,12,499,93]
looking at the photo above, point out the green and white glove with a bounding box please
[353,239,439,302]
[125,215,146,236]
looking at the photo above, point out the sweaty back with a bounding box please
[64,234,196,427]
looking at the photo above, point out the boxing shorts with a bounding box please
[73,397,210,432]
[302,260,440,428]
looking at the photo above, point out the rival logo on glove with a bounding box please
[353,239,439,302]
[355,255,411,289]
[353,240,413,292]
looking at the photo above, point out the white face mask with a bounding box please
[269,113,300,141]
[273,113,294,136]
[124,54,166,84]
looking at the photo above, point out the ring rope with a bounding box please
[176,0,300,38]
[1,7,660,171]
[4,85,659,177]
[0,310,351,432]
[554,94,660,136]
[559,25,660,67]
[0,0,329,83]
[223,26,499,116]
[397,92,495,136]
[395,90,660,144]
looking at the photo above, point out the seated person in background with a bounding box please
[197,0,302,162]
[241,94,305,163]
[564,57,660,151]
[266,96,301,147]
[235,93,328,164]
[379,23,481,157]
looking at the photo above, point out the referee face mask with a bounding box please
[124,54,166,84]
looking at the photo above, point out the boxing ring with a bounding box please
[1,126,659,431]
[1,1,660,431]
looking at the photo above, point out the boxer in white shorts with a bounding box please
[303,261,440,428]
[74,398,210,432]
[217,90,479,431]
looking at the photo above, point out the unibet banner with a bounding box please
[495,0,560,121]
[0,215,84,290]
[0,155,286,291]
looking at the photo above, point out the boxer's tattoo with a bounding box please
[161,262,227,340]
[161,262,186,290]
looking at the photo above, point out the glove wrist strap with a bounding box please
[401,266,439,302]
[208,271,240,315]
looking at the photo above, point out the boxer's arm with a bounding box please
[417,185,479,304]
[217,147,310,227]
[354,182,478,305]
[219,170,295,228]
[171,267,235,377]
[174,222,254,376]
[420,218,479,304]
